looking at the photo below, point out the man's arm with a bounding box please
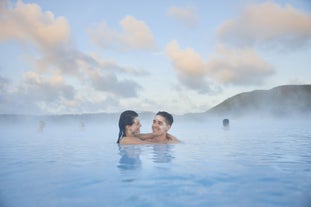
[136,133,154,140]
[137,133,176,141]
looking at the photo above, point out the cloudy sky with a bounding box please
[1,0,311,115]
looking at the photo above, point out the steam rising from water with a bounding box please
[0,114,310,207]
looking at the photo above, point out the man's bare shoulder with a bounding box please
[166,134,181,143]
[169,137,181,143]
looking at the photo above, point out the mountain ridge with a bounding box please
[1,84,310,123]
[205,84,311,118]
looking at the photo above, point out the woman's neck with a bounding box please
[125,130,135,137]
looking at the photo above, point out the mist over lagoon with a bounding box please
[1,85,310,207]
[1,112,311,207]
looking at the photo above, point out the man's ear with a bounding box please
[166,125,171,131]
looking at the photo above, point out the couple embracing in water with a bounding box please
[117,110,180,145]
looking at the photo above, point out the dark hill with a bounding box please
[206,84,311,118]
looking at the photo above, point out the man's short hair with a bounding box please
[156,111,173,126]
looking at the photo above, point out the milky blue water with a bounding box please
[0,118,311,207]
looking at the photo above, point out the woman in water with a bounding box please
[117,110,153,144]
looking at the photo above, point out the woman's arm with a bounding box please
[138,133,177,140]
[138,133,180,142]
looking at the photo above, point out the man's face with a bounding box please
[127,117,141,136]
[152,115,170,136]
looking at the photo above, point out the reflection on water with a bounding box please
[117,144,175,170]
[117,145,143,183]
[1,119,311,207]
[117,144,176,183]
[117,145,142,171]
[152,144,175,163]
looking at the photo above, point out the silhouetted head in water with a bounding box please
[117,110,139,144]
[223,119,229,129]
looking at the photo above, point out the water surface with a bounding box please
[0,118,310,207]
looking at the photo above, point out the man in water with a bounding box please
[148,111,180,144]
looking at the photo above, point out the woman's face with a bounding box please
[126,117,141,137]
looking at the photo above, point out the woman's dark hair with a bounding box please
[117,110,138,143]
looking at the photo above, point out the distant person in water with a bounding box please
[117,110,179,144]
[38,120,45,133]
[80,121,85,130]
[223,118,230,130]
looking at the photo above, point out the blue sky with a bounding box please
[1,0,311,115]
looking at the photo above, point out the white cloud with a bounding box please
[166,40,205,75]
[0,1,146,114]
[22,71,75,102]
[90,71,142,98]
[206,45,275,85]
[88,53,149,76]
[0,72,75,114]
[217,2,311,50]
[166,41,275,92]
[0,75,10,92]
[165,2,311,94]
[167,5,198,28]
[87,16,157,51]
[0,0,70,52]
[166,40,216,93]
[177,73,215,94]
